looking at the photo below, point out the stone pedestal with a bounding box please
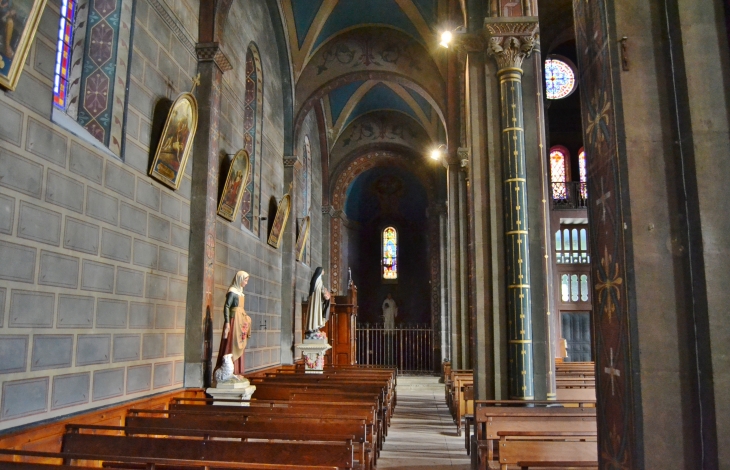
[206,377,256,405]
[298,339,332,374]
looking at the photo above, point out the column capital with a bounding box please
[483,17,539,71]
[283,155,303,170]
[457,147,471,169]
[196,42,233,72]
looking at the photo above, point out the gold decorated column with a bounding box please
[485,18,539,400]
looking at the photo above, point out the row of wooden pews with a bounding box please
[445,368,474,436]
[0,365,396,470]
[463,361,598,469]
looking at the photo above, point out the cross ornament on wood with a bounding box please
[596,177,612,223]
[604,347,621,396]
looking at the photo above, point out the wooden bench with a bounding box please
[61,427,355,469]
[473,401,596,470]
[124,414,373,470]
[0,448,340,470]
[448,372,473,435]
[496,431,597,470]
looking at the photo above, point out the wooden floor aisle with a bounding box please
[378,376,471,469]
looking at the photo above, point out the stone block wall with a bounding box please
[0,0,196,430]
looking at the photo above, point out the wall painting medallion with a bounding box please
[267,190,291,249]
[0,0,47,90]
[149,91,198,189]
[217,149,251,221]
[295,215,310,262]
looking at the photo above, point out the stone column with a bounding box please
[446,161,463,370]
[280,156,300,364]
[485,18,539,400]
[439,204,450,363]
[184,43,231,387]
[457,158,471,368]
[428,204,445,371]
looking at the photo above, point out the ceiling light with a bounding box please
[439,31,453,48]
[430,145,446,161]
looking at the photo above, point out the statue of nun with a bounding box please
[305,267,331,339]
[213,271,252,380]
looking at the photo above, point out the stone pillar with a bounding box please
[446,161,463,370]
[184,43,231,387]
[485,18,539,400]
[427,204,444,371]
[457,159,471,368]
[280,156,300,364]
[439,204,450,362]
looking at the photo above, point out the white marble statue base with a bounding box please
[206,379,256,405]
[298,339,332,374]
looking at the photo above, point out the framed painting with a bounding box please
[217,149,251,221]
[0,0,47,90]
[267,194,291,249]
[149,92,198,189]
[295,215,310,262]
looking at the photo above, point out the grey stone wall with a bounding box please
[0,0,196,430]
[211,0,290,372]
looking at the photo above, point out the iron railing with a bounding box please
[356,323,434,375]
[552,182,588,209]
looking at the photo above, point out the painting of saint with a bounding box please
[267,194,291,249]
[149,92,198,189]
[0,0,46,90]
[217,149,251,221]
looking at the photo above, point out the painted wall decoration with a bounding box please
[268,193,292,249]
[295,215,310,262]
[574,0,642,467]
[240,45,263,234]
[149,91,198,189]
[218,149,251,222]
[0,0,47,90]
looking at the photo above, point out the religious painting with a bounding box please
[149,92,198,189]
[267,194,291,249]
[217,149,251,222]
[295,215,310,262]
[0,0,47,90]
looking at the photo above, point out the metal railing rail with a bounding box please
[356,323,434,375]
[552,181,588,209]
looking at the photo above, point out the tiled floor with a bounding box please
[377,376,471,469]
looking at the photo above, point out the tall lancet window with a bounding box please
[550,145,571,199]
[382,227,398,281]
[52,0,134,157]
[578,147,588,199]
[241,44,263,234]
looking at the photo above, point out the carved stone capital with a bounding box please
[457,147,471,169]
[283,155,303,170]
[196,42,233,72]
[483,17,539,71]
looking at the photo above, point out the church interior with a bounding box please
[0,0,728,468]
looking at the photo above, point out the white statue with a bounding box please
[382,293,398,330]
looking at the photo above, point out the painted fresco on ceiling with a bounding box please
[344,166,428,224]
[284,0,437,79]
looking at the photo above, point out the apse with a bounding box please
[343,165,430,325]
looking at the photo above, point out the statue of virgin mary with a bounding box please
[305,267,331,339]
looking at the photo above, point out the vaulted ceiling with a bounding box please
[280,0,447,166]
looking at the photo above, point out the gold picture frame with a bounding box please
[295,215,310,262]
[217,149,251,221]
[267,193,291,249]
[0,0,47,90]
[149,92,198,189]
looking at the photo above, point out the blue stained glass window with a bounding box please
[382,227,398,280]
[545,58,575,100]
[53,0,77,108]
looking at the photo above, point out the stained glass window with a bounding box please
[382,227,398,280]
[545,58,576,99]
[53,0,77,108]
[550,147,568,199]
[578,148,588,199]
[241,45,263,234]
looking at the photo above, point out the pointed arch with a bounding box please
[240,43,264,234]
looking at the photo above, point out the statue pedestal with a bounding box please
[206,377,256,405]
[298,339,332,374]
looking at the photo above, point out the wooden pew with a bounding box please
[60,427,355,470]
[448,371,473,435]
[496,431,597,470]
[0,448,340,470]
[473,401,596,470]
[124,415,373,470]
